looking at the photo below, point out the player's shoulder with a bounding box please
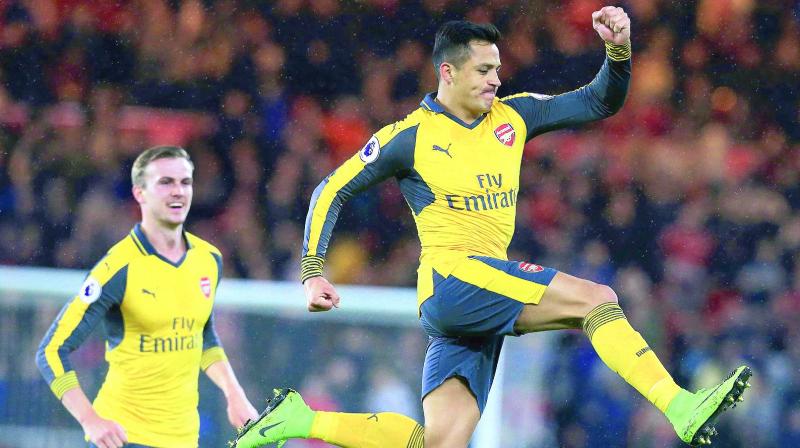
[498,92,555,115]
[185,232,222,258]
[500,92,555,103]
[88,235,140,284]
[497,92,555,122]
[374,107,426,146]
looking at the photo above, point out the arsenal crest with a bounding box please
[200,277,211,298]
[519,262,544,273]
[494,123,516,146]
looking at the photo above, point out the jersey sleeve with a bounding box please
[501,42,631,141]
[300,123,418,282]
[210,249,223,288]
[200,312,227,370]
[36,262,128,399]
[199,248,227,370]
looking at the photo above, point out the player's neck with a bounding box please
[140,219,187,262]
[435,89,481,123]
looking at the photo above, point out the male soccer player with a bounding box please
[36,146,258,448]
[235,7,751,448]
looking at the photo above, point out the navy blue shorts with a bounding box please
[419,256,557,413]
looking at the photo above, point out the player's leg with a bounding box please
[309,409,423,448]
[418,334,505,448]
[514,270,751,446]
[232,388,423,448]
[422,377,480,448]
[515,272,684,410]
[418,259,526,447]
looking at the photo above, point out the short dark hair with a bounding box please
[132,145,193,187]
[432,21,501,78]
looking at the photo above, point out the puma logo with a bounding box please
[432,143,452,158]
[368,413,379,421]
[142,288,156,299]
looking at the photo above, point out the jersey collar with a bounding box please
[420,92,486,130]
[131,223,192,267]
[420,92,446,113]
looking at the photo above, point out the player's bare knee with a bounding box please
[596,283,619,305]
[583,282,618,314]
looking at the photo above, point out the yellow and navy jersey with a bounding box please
[302,51,631,306]
[36,223,227,448]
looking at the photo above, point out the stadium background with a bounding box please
[1,0,799,447]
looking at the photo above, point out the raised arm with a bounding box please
[301,123,417,311]
[501,6,632,140]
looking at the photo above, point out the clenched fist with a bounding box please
[592,6,631,45]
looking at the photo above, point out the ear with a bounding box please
[132,184,145,205]
[439,62,455,85]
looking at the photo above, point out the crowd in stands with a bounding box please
[1,0,800,446]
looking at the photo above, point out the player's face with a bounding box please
[454,41,501,114]
[134,157,194,228]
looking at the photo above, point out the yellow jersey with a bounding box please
[37,224,228,447]
[301,53,630,307]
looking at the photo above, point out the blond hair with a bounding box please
[131,146,194,187]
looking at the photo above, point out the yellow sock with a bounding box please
[309,411,423,448]
[584,302,683,413]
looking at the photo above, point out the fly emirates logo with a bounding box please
[444,173,517,212]
[139,317,201,353]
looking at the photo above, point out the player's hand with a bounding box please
[225,392,259,429]
[80,412,128,448]
[304,276,340,312]
[592,6,630,45]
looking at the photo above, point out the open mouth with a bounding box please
[168,202,185,210]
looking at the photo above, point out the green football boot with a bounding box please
[666,366,752,446]
[232,388,315,448]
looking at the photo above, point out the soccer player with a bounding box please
[235,7,751,448]
[36,146,258,448]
